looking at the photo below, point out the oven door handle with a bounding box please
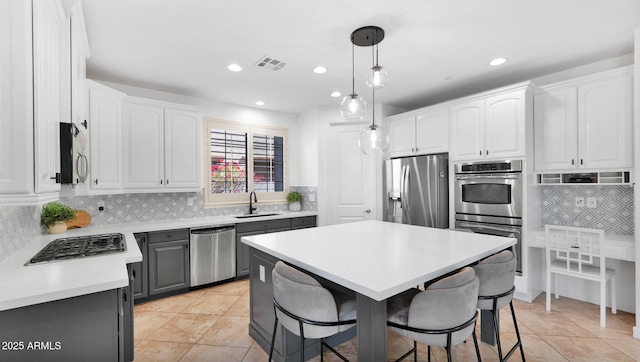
[457,221,520,235]
[455,175,520,180]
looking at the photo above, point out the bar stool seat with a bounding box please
[387,266,481,362]
[269,261,357,362]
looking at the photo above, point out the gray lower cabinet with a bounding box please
[124,264,135,362]
[247,247,354,362]
[148,229,190,295]
[236,216,316,279]
[132,233,148,300]
[0,289,125,361]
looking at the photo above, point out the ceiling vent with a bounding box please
[255,56,286,71]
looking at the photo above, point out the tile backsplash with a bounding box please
[59,186,318,226]
[540,185,634,234]
[0,206,41,261]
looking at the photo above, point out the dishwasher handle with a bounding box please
[190,226,235,235]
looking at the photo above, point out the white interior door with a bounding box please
[327,123,376,225]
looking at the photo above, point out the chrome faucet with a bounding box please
[249,191,258,214]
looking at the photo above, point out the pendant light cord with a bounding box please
[351,43,355,94]
[371,39,376,128]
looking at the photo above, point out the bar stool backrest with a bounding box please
[473,250,516,310]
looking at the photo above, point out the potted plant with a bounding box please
[41,202,76,234]
[287,191,302,212]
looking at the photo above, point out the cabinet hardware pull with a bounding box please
[580,159,583,165]
[94,179,99,185]
[166,179,169,185]
[486,150,489,155]
[132,270,136,278]
[479,150,482,156]
[571,159,575,165]
[364,209,371,213]
[160,179,163,184]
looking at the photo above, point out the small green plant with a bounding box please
[287,191,302,203]
[40,202,76,226]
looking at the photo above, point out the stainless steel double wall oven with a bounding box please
[454,160,523,274]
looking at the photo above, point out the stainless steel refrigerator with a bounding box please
[383,153,449,228]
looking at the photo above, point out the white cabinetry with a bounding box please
[88,81,125,190]
[32,0,69,193]
[534,67,632,171]
[123,98,201,191]
[0,0,33,197]
[450,84,530,161]
[387,106,448,158]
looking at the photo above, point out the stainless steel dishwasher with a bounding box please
[190,225,236,287]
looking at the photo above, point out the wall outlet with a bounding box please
[187,197,194,206]
[308,192,316,202]
[259,265,265,282]
[97,200,105,211]
[587,197,597,208]
[574,197,584,208]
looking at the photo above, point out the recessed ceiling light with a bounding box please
[255,101,265,106]
[489,58,507,66]
[227,64,243,72]
[330,91,342,98]
[313,66,327,74]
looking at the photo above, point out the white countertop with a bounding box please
[0,211,316,312]
[242,220,516,301]
[529,230,635,262]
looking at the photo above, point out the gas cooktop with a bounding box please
[27,233,127,265]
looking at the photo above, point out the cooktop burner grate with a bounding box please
[28,233,126,265]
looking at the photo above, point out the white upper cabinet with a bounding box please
[32,0,69,193]
[534,67,632,172]
[0,0,33,197]
[450,85,529,161]
[88,81,125,190]
[164,109,201,189]
[387,106,448,158]
[123,98,201,191]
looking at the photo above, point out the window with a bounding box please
[205,119,288,206]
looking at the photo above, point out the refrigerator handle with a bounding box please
[401,165,410,223]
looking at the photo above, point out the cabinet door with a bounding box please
[123,102,164,189]
[132,233,148,300]
[387,115,416,158]
[533,88,578,171]
[485,90,526,159]
[415,107,448,155]
[0,0,32,194]
[450,100,485,160]
[164,108,201,188]
[578,75,632,169]
[236,230,265,279]
[148,239,190,295]
[89,85,123,190]
[33,0,68,193]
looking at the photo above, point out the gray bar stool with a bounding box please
[387,266,481,362]
[472,250,525,361]
[269,261,357,362]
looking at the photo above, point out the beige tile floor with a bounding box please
[134,279,639,361]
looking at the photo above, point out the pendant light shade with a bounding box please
[365,65,390,89]
[358,124,390,155]
[340,94,367,119]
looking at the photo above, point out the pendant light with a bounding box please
[365,31,389,89]
[358,38,389,155]
[340,42,367,119]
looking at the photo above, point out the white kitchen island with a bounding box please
[242,220,516,361]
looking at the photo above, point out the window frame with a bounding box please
[204,118,289,207]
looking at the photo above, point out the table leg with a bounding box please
[356,294,387,361]
[480,310,497,346]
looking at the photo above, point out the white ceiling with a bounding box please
[82,0,640,114]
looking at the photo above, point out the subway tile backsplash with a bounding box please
[540,185,634,234]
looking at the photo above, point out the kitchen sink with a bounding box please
[234,213,280,219]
